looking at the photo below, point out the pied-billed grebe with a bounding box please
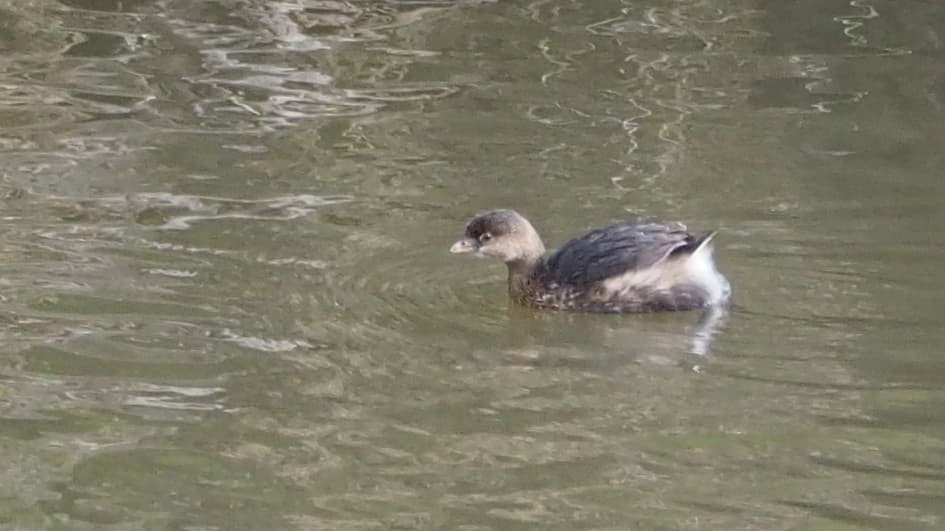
[449,209,730,313]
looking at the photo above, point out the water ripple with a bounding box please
[1,0,943,529]
[157,0,461,131]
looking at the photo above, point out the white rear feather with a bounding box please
[599,233,730,305]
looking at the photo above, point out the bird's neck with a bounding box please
[506,256,544,303]
[504,223,546,303]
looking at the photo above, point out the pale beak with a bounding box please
[449,237,478,254]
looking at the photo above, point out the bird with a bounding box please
[449,209,730,313]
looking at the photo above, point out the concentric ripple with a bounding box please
[310,241,511,351]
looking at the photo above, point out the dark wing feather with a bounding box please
[544,222,700,287]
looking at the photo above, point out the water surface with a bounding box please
[1,0,943,529]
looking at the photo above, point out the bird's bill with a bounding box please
[449,237,478,254]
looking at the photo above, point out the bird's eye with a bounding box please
[479,232,493,243]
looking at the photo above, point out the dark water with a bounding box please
[1,0,943,529]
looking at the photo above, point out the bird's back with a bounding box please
[527,221,727,313]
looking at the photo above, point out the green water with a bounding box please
[1,0,943,529]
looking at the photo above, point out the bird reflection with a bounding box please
[499,303,730,373]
